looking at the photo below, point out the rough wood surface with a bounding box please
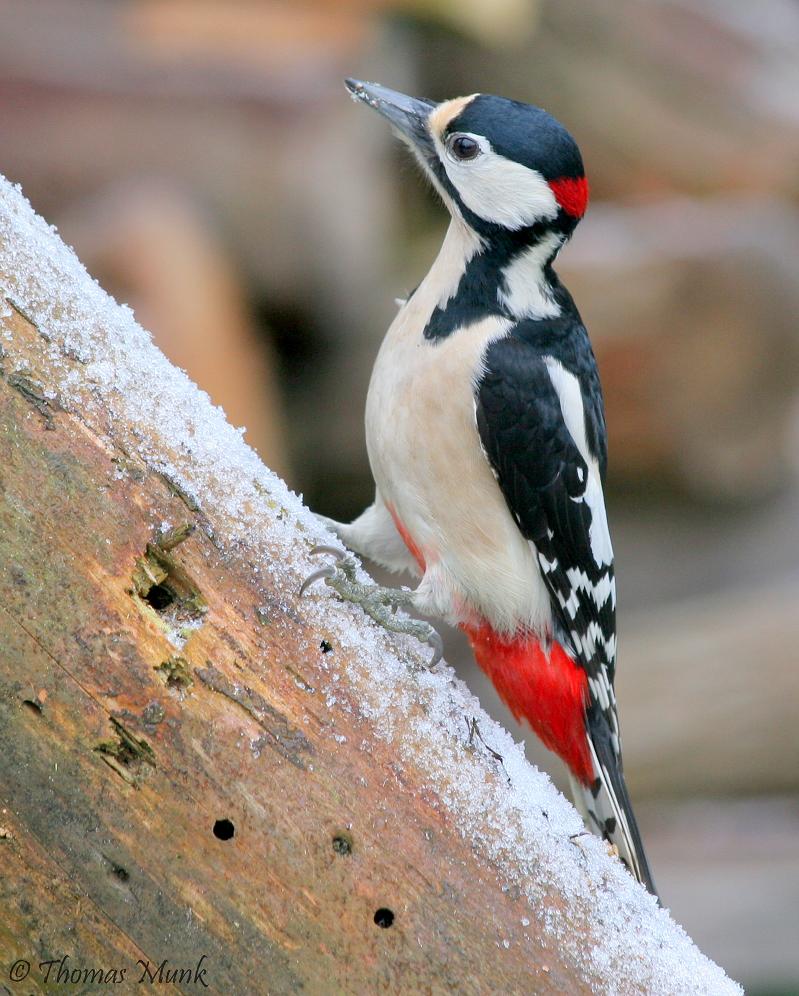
[0,179,740,996]
[0,306,568,994]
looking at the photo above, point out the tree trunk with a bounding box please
[0,177,739,995]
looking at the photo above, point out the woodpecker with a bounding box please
[304,79,657,896]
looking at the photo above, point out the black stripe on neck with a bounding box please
[423,223,561,342]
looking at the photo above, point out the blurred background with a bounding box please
[2,1,797,989]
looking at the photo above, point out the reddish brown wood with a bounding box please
[0,304,579,994]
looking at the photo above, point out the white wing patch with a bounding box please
[542,357,589,455]
[580,473,613,567]
[543,356,614,569]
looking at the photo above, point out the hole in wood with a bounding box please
[320,640,333,654]
[154,656,193,689]
[131,540,207,643]
[332,833,352,856]
[22,698,43,715]
[143,582,175,611]
[110,862,129,883]
[94,718,156,788]
[374,908,394,928]
[213,819,235,841]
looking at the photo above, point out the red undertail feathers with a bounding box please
[461,621,594,785]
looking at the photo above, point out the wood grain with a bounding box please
[0,306,575,995]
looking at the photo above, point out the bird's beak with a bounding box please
[345,79,436,157]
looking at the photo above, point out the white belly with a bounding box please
[364,307,553,637]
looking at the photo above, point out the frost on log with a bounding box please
[0,177,740,995]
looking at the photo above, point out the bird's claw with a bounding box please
[309,545,347,560]
[298,565,337,597]
[299,546,444,670]
[426,628,443,670]
[299,545,352,596]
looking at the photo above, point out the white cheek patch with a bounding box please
[434,135,560,230]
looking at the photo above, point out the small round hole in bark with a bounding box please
[144,583,176,611]
[213,818,235,841]
[320,640,333,654]
[374,908,394,928]
[332,833,352,856]
[111,863,129,882]
[22,699,42,715]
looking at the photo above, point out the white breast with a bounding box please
[364,225,553,637]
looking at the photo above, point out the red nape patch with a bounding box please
[548,175,589,219]
[386,502,426,572]
[462,621,593,784]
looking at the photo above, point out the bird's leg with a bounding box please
[299,547,443,669]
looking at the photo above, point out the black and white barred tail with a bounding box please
[569,730,658,898]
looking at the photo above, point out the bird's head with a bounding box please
[346,79,588,244]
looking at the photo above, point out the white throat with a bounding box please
[416,217,483,314]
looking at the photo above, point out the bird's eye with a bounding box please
[448,135,480,161]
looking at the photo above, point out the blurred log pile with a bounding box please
[562,198,799,502]
[0,0,399,501]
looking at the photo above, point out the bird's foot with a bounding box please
[299,546,443,669]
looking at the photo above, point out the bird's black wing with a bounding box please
[475,331,617,713]
[475,327,657,895]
